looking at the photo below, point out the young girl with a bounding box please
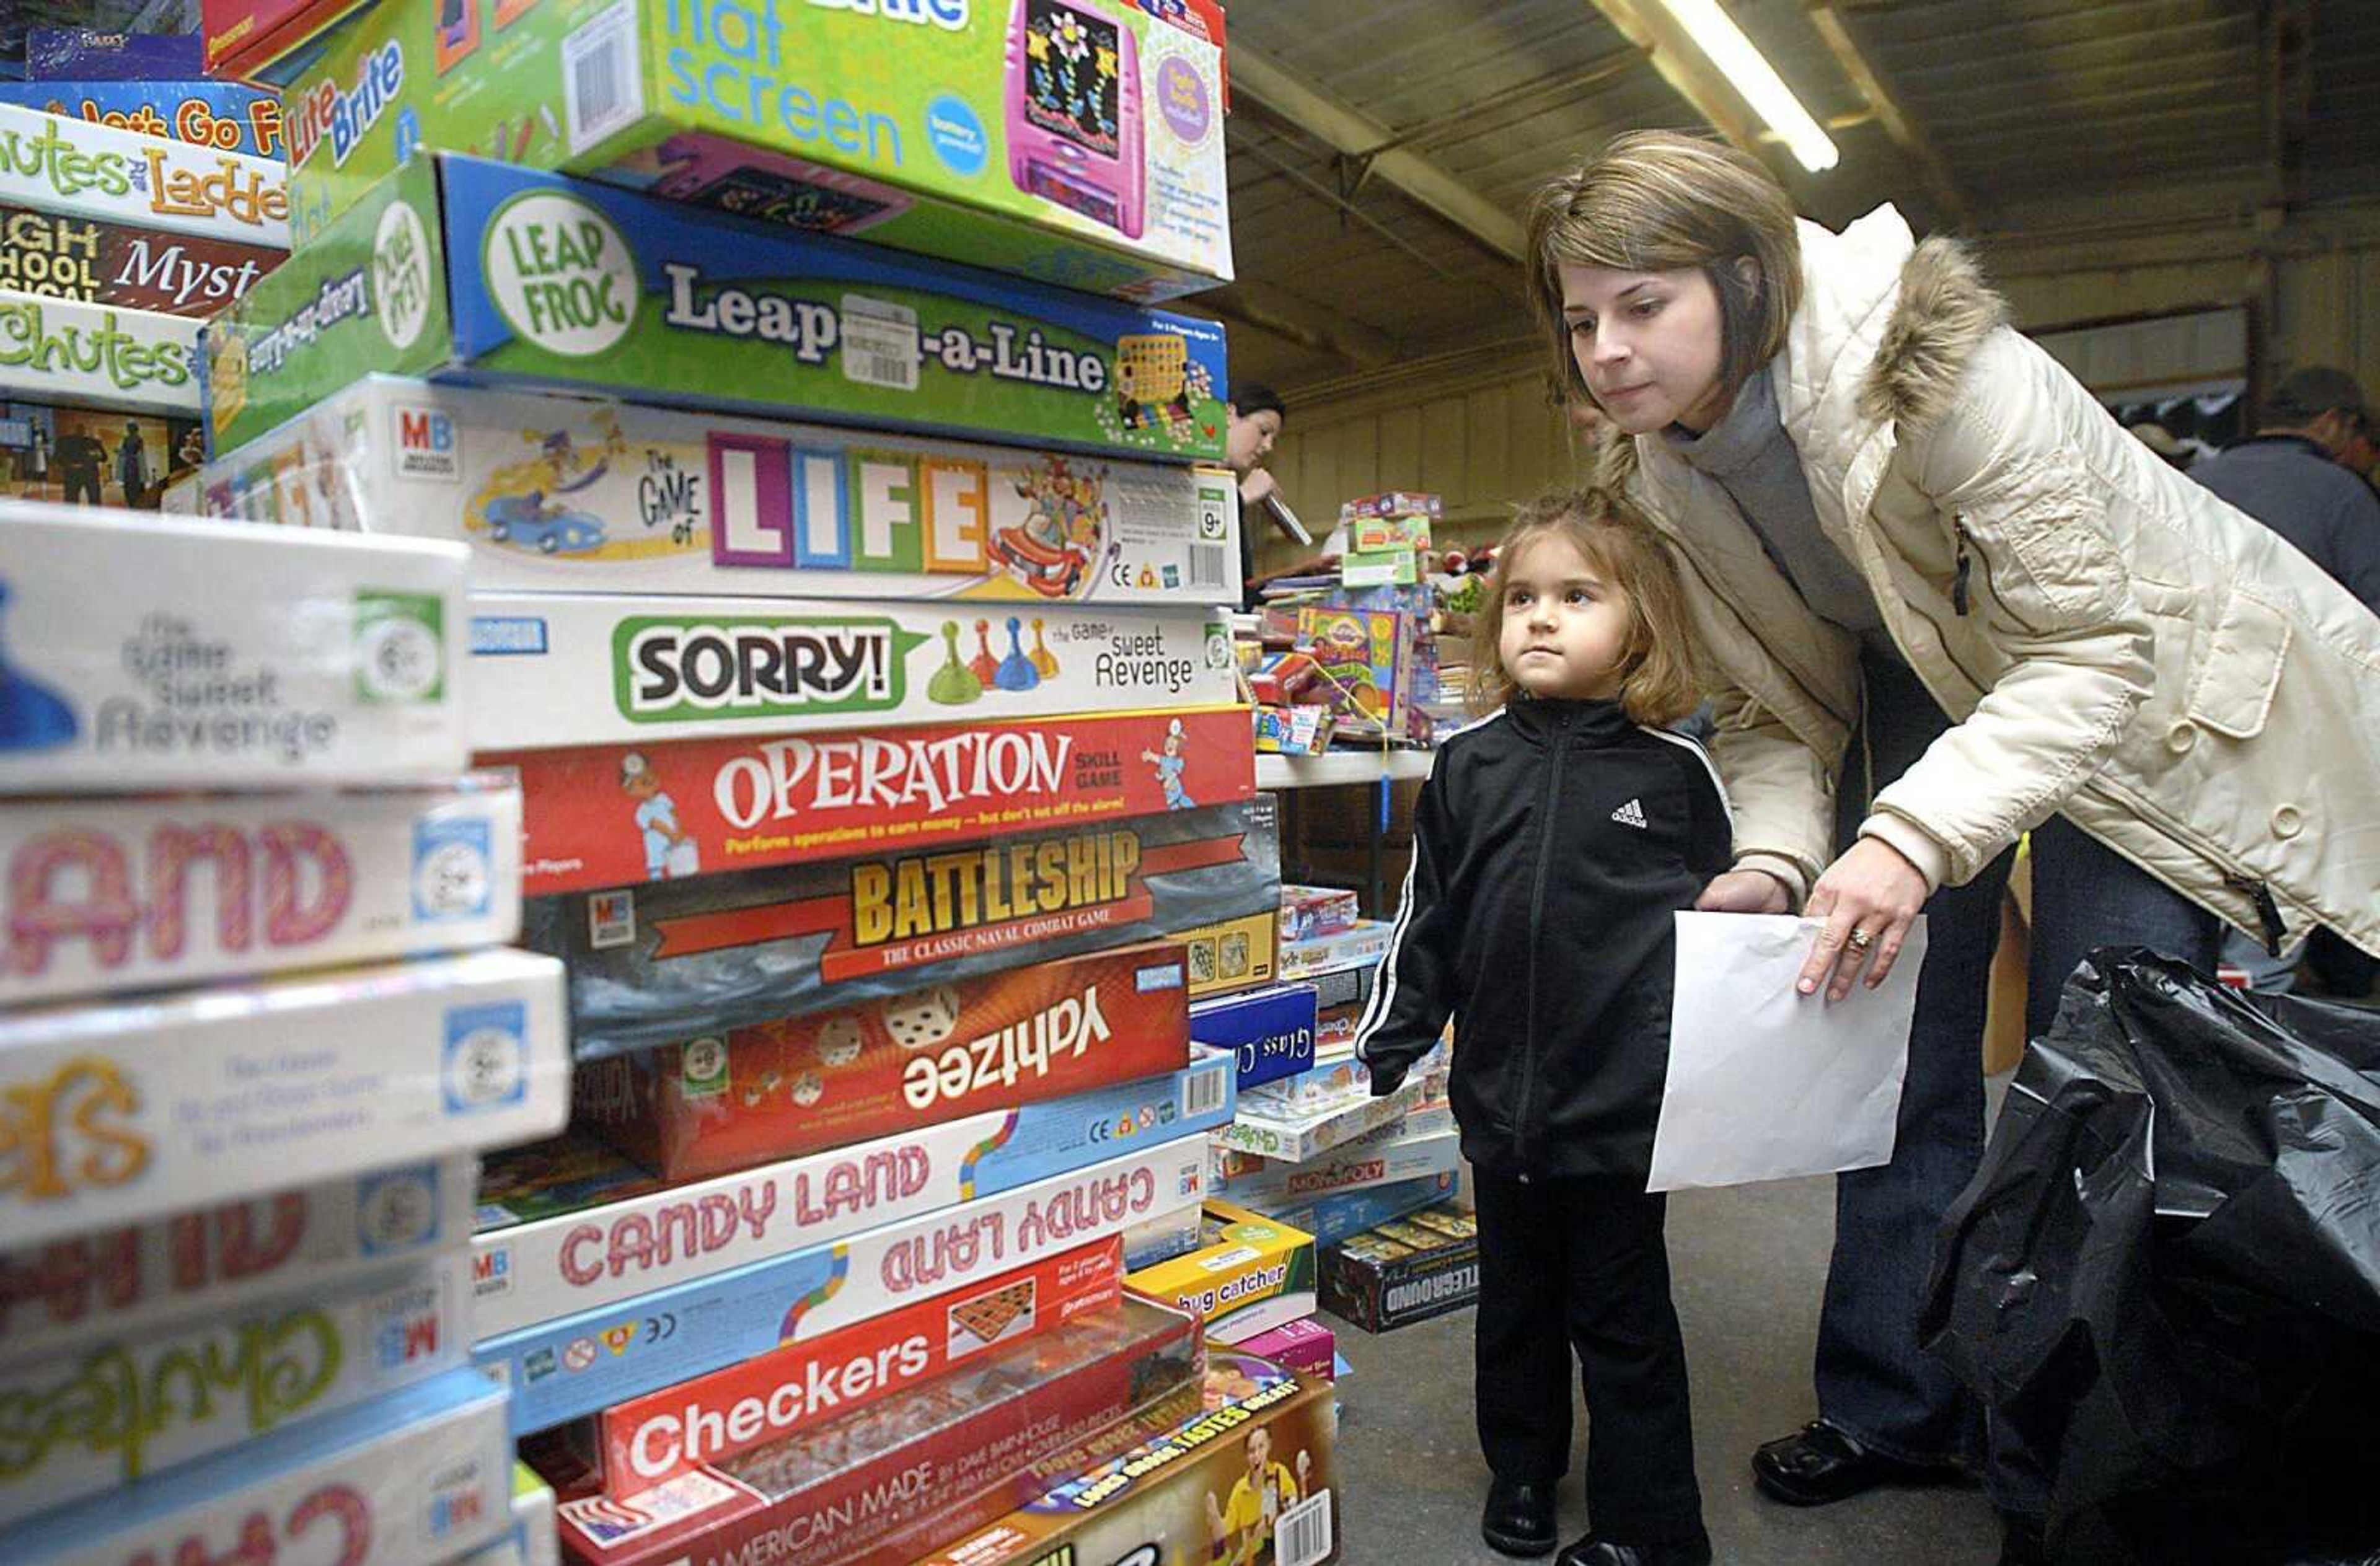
[1354,491,1730,1566]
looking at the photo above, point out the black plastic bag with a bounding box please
[1922,949,2380,1565]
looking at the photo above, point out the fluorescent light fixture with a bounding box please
[1658,0,1841,172]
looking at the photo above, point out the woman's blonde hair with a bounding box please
[1470,488,1706,726]
[1526,130,1803,411]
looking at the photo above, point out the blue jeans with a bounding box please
[1812,651,2222,1498]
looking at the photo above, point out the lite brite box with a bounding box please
[261,0,1230,299]
[185,376,1244,605]
[0,290,200,415]
[577,942,1193,1181]
[1235,1317,1336,1383]
[203,154,1230,462]
[1,1153,477,1357]
[1192,983,1318,1093]
[0,103,289,248]
[911,1350,1339,1566]
[0,947,569,1248]
[1276,884,1357,943]
[0,205,281,315]
[1124,1199,1316,1346]
[0,81,284,159]
[0,776,522,1006]
[497,705,1256,898]
[0,1251,470,1527]
[524,794,1279,1057]
[476,1053,1232,1338]
[477,1135,1207,1435]
[464,591,1234,752]
[1277,919,1393,982]
[0,398,202,511]
[1212,1124,1462,1208]
[0,1367,513,1566]
[1319,1203,1480,1335]
[0,505,472,790]
[1255,1174,1458,1250]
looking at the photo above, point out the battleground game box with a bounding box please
[1318,1203,1480,1335]
[202,154,1230,462]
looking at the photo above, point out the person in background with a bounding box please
[2187,366,2380,614]
[2125,421,2193,472]
[55,424,104,507]
[1227,381,1287,609]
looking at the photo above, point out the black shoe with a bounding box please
[1998,1511,2047,1566]
[1750,1420,1962,1507]
[1481,1478,1559,1558]
[1553,1532,1714,1566]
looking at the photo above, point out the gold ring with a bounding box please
[1847,928,1875,952]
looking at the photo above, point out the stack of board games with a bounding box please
[0,506,570,1565]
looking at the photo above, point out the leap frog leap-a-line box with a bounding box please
[0,1367,514,1566]
[0,505,472,790]
[523,794,1279,1057]
[260,0,1230,301]
[493,705,1255,898]
[0,205,283,317]
[0,102,290,249]
[0,289,201,415]
[0,775,523,1006]
[0,947,569,1247]
[0,1251,470,1528]
[1,1153,477,1357]
[477,1134,1206,1435]
[202,154,1230,462]
[183,375,1243,605]
[465,589,1233,753]
[474,1051,1232,1337]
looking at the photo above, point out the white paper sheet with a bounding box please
[1647,912,1928,1193]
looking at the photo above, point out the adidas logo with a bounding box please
[1611,798,1648,829]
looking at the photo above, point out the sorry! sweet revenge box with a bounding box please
[203,154,1230,461]
[577,942,1193,1181]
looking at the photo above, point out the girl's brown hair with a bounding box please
[1470,488,1706,727]
[1526,130,1803,412]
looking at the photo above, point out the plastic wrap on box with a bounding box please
[192,376,1241,605]
[0,102,288,247]
[1277,920,1393,982]
[1277,884,1359,943]
[497,706,1256,898]
[1,397,202,511]
[1124,1200,1316,1347]
[261,0,1229,297]
[477,1137,1207,1435]
[0,948,570,1247]
[524,796,1278,1058]
[1,1153,476,1357]
[1240,1042,1446,1114]
[1210,1069,1440,1166]
[0,289,200,415]
[0,776,523,1006]
[1211,1120,1460,1208]
[1248,1173,1458,1250]
[1305,957,1377,1016]
[0,1251,470,1526]
[576,943,1194,1182]
[1320,1204,1479,1335]
[1235,1317,1336,1381]
[473,1054,1233,1339]
[205,154,1228,463]
[0,1367,513,1566]
[1192,982,1318,1093]
[0,504,472,790]
[1122,1199,1205,1270]
[0,82,281,158]
[0,205,280,315]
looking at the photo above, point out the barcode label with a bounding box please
[562,3,643,155]
[1189,544,1228,591]
[1279,1490,1333,1566]
[842,293,920,392]
[1182,1062,1228,1118]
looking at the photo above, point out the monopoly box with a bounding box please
[464,589,1234,751]
[204,154,1230,462]
[0,1252,470,1528]
[0,1153,477,1356]
[473,1054,1233,1337]
[496,705,1254,897]
[1254,1174,1458,1251]
[262,0,1230,299]
[576,943,1193,1181]
[0,1367,514,1566]
[1212,1124,1461,1208]
[1191,982,1318,1093]
[476,1137,1207,1435]
[0,948,569,1247]
[912,1350,1339,1566]
[0,397,201,511]
[0,205,281,315]
[523,795,1278,1057]
[0,776,522,1006]
[0,81,283,159]
[0,289,200,415]
[184,376,1243,605]
[0,505,472,790]
[1318,1204,1480,1335]
[0,103,289,249]
[1124,1200,1316,1347]
[1277,920,1393,982]
[1208,1071,1435,1166]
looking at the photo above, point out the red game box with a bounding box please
[576,943,1192,1182]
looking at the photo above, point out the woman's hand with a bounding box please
[1799,836,1929,1001]
[1239,467,1280,506]
[1695,869,1793,915]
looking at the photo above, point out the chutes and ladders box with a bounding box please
[0,776,522,1006]
[0,102,289,249]
[0,1366,513,1566]
[0,504,470,790]
[1192,983,1318,1092]
[1124,1200,1316,1346]
[476,1137,1207,1435]
[525,795,1278,1058]
[473,1054,1233,1339]
[577,942,1192,1181]
[0,290,201,415]
[0,947,570,1247]
[1318,1203,1481,1335]
[0,1251,470,1528]
[187,376,1241,605]
[495,704,1255,898]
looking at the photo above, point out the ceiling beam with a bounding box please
[1227,45,1528,263]
[2262,0,2314,217]
[1577,0,1795,183]
[1197,278,1403,370]
[1805,1,1975,229]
